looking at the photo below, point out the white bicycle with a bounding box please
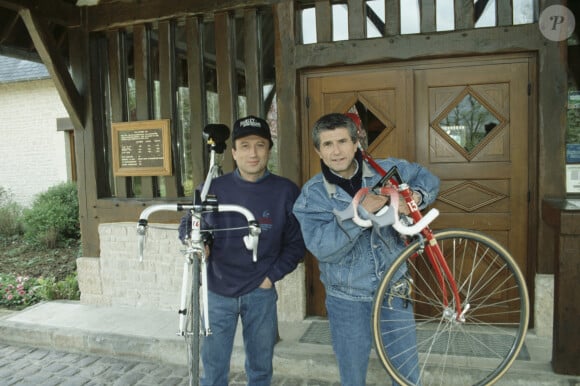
[136,124,260,386]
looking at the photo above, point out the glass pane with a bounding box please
[347,102,387,150]
[333,4,348,41]
[301,7,316,44]
[260,7,279,173]
[204,21,219,123]
[474,0,496,28]
[401,0,420,34]
[438,93,500,153]
[150,30,161,120]
[266,95,279,174]
[567,88,580,145]
[367,0,385,38]
[236,15,247,118]
[178,86,193,196]
[437,0,454,31]
[261,6,276,114]
[513,0,538,25]
[175,23,188,198]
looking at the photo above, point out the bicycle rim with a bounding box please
[372,229,529,386]
[185,256,201,386]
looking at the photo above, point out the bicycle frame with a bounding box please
[136,130,261,338]
[358,148,466,321]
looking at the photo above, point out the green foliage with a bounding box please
[0,187,24,238]
[35,274,80,301]
[0,273,80,309]
[22,182,80,248]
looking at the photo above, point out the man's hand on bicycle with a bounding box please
[361,189,422,216]
[361,194,390,214]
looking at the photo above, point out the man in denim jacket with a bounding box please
[293,113,439,386]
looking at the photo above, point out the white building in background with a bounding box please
[0,55,73,207]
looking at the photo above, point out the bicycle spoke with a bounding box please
[372,230,529,386]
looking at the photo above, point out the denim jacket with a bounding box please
[293,158,440,302]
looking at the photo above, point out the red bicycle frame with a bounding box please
[360,148,465,320]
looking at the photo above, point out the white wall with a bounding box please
[0,79,69,207]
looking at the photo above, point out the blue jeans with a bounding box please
[201,287,278,386]
[325,295,419,386]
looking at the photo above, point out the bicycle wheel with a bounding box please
[185,254,201,386]
[372,229,529,386]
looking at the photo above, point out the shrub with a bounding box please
[0,273,80,309]
[22,182,80,248]
[35,274,80,301]
[0,187,24,238]
[0,274,40,308]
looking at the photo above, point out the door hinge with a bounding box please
[527,83,532,96]
[528,191,531,202]
[306,96,310,109]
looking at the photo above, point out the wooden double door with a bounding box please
[301,55,532,317]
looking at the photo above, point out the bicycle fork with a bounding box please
[177,216,212,338]
[425,240,469,322]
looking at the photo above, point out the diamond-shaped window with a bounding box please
[433,90,504,156]
[347,102,387,150]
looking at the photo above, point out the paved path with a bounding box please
[0,343,339,386]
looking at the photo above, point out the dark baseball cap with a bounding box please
[232,115,273,148]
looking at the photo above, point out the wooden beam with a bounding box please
[294,23,541,68]
[107,30,130,199]
[384,0,400,37]
[348,0,366,40]
[185,16,206,187]
[86,0,278,32]
[420,0,436,33]
[158,20,179,197]
[497,0,513,26]
[215,11,236,172]
[315,0,332,43]
[133,24,155,198]
[244,8,263,116]
[0,0,80,26]
[274,0,300,183]
[67,27,99,256]
[455,0,474,30]
[19,8,85,129]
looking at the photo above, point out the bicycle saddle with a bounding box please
[203,124,230,153]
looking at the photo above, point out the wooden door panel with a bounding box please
[301,58,530,318]
[303,69,410,316]
[415,60,529,276]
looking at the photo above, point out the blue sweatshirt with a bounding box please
[181,170,305,297]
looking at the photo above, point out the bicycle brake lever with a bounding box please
[243,221,261,262]
[136,222,148,262]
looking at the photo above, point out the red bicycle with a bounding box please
[350,149,529,386]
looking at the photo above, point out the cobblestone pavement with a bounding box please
[0,343,339,386]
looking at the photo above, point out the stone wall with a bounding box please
[77,222,306,321]
[78,223,555,332]
[0,79,69,206]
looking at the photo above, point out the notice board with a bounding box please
[112,119,172,176]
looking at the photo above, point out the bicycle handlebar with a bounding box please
[350,187,439,236]
[136,203,261,262]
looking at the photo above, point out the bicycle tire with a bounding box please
[185,254,201,386]
[371,229,529,386]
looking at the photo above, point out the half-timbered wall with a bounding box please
[78,6,278,257]
[68,1,569,324]
[79,0,556,256]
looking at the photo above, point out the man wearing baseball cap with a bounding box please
[179,115,305,385]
